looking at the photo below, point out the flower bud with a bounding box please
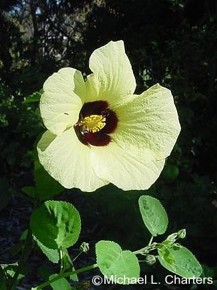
[145,254,156,265]
[177,229,186,239]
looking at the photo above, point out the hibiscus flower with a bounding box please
[37,40,181,192]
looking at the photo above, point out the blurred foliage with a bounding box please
[0,0,217,287]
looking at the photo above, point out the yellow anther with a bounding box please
[80,114,106,133]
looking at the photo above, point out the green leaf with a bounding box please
[201,264,215,278]
[158,245,202,278]
[0,266,7,290]
[49,274,71,290]
[22,186,37,198]
[163,164,179,182]
[34,160,64,201]
[34,236,59,264]
[30,201,81,250]
[20,229,28,241]
[1,263,24,282]
[96,241,140,284]
[24,90,42,104]
[139,195,168,236]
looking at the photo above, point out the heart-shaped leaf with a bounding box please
[96,241,140,284]
[30,201,81,249]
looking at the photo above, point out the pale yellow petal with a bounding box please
[113,84,181,159]
[90,142,165,190]
[40,68,86,135]
[37,129,108,192]
[86,41,136,106]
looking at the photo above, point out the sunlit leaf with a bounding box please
[96,240,140,284]
[49,274,71,290]
[24,91,42,104]
[139,195,168,236]
[34,236,59,264]
[30,201,81,249]
[158,245,202,278]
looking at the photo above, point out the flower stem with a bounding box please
[59,248,64,274]
[33,263,98,289]
[72,251,82,262]
[133,236,156,255]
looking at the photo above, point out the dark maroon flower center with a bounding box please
[74,101,118,146]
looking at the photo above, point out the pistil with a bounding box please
[79,115,106,133]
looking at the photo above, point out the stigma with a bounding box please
[79,114,106,133]
[74,100,118,146]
